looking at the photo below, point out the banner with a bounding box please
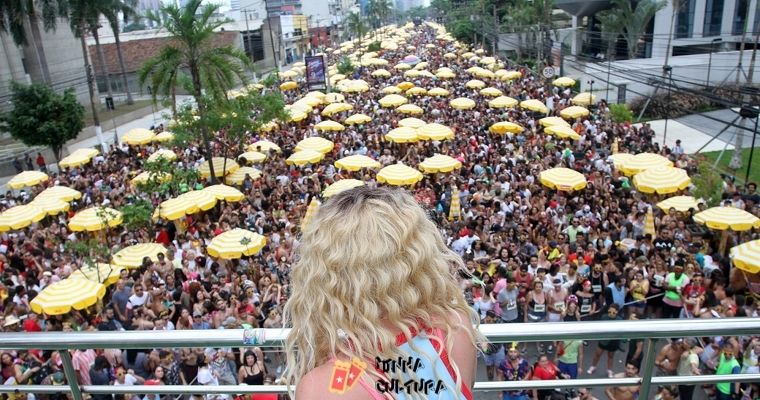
[306,55,327,91]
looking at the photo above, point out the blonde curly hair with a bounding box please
[283,186,482,398]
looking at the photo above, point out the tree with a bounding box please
[597,6,626,60]
[1,81,85,162]
[103,0,137,105]
[337,56,356,76]
[138,0,252,181]
[345,12,366,43]
[606,0,666,59]
[119,198,154,231]
[0,0,68,84]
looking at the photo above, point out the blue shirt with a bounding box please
[608,283,626,308]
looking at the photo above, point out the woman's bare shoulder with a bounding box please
[295,361,374,400]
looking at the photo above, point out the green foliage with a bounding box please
[367,41,382,52]
[337,56,356,76]
[603,0,666,59]
[691,155,724,206]
[0,0,68,46]
[64,238,111,265]
[609,103,633,123]
[119,198,154,231]
[138,156,201,196]
[171,88,287,156]
[1,81,85,161]
[345,12,366,41]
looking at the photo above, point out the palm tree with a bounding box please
[345,12,366,44]
[606,0,666,59]
[103,0,137,105]
[138,0,252,181]
[0,0,68,84]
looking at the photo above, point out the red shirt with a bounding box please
[683,284,706,312]
[532,362,559,380]
[23,318,41,332]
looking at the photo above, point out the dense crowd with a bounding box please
[0,22,758,400]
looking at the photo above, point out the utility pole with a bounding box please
[263,0,280,72]
[242,9,258,83]
[746,30,760,84]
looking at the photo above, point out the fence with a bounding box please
[0,318,758,399]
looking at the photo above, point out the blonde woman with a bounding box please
[284,187,483,399]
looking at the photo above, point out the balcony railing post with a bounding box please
[639,338,659,400]
[59,350,84,400]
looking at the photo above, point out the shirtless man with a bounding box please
[655,339,686,375]
[547,278,569,322]
[605,362,640,400]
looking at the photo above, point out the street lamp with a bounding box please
[587,79,595,108]
[706,38,722,88]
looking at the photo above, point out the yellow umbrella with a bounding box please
[334,155,381,171]
[560,106,590,120]
[405,87,427,96]
[249,140,281,153]
[238,151,267,164]
[539,116,571,127]
[30,278,106,315]
[644,206,656,237]
[610,153,635,169]
[30,197,70,216]
[301,197,321,229]
[321,102,353,116]
[323,179,365,198]
[520,99,549,114]
[59,148,99,169]
[488,96,518,109]
[0,204,46,232]
[153,131,175,143]
[449,186,460,221]
[35,186,82,202]
[633,166,691,194]
[385,127,419,143]
[7,171,49,189]
[345,113,373,125]
[419,154,462,173]
[489,121,524,135]
[572,93,596,106]
[480,87,503,97]
[553,77,576,87]
[280,81,299,91]
[461,52,475,58]
[479,56,496,65]
[257,121,279,133]
[382,86,402,94]
[112,243,167,268]
[287,108,308,122]
[295,96,322,108]
[181,190,217,211]
[225,167,262,185]
[290,102,313,114]
[208,228,267,259]
[656,196,700,213]
[324,93,345,103]
[450,97,476,110]
[693,207,760,231]
[498,70,522,81]
[730,239,760,274]
[147,149,177,162]
[539,168,587,191]
[427,87,450,97]
[398,118,426,129]
[377,163,424,186]
[394,63,411,70]
[286,149,325,166]
[279,70,299,79]
[465,79,486,89]
[545,125,582,140]
[397,81,415,91]
[131,171,172,184]
[305,90,325,99]
[199,157,240,178]
[436,70,456,79]
[620,153,673,176]
[297,136,335,153]
[68,207,123,232]
[71,263,122,286]
[379,94,408,107]
[371,69,391,77]
[203,184,245,202]
[122,128,156,145]
[418,123,455,141]
[156,191,216,220]
[443,52,457,59]
[397,104,424,115]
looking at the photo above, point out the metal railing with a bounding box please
[1,318,759,399]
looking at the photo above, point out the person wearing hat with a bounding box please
[192,311,211,330]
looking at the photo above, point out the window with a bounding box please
[733,0,749,34]
[294,28,303,36]
[675,0,696,38]
[702,0,724,37]
[243,29,265,62]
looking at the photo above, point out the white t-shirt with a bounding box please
[197,367,218,386]
[127,292,149,309]
[114,374,138,386]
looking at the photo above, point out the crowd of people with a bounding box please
[0,21,758,400]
